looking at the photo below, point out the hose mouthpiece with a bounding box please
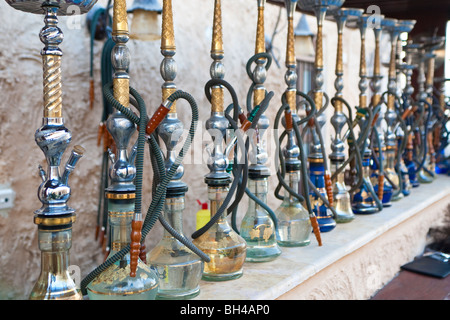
[146,101,172,136]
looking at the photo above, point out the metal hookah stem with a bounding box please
[313,4,326,111]
[110,0,142,277]
[358,15,368,110]
[112,0,130,109]
[284,0,297,113]
[210,0,225,114]
[371,18,383,117]
[41,10,63,119]
[161,0,177,111]
[253,0,266,107]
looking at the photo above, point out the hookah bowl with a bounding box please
[308,148,336,232]
[5,0,96,300]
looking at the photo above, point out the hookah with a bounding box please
[81,0,205,299]
[5,0,95,300]
[414,43,436,184]
[389,19,415,201]
[326,7,363,222]
[273,0,322,247]
[83,0,159,299]
[371,17,401,206]
[298,0,345,232]
[419,35,446,181]
[401,41,421,188]
[190,0,249,281]
[368,14,394,207]
[146,0,206,300]
[344,13,384,214]
[238,0,282,262]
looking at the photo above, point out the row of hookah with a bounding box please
[9,0,447,301]
[300,0,448,230]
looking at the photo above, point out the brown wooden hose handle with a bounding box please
[238,112,252,132]
[89,78,95,110]
[378,174,384,201]
[284,109,293,131]
[324,170,333,207]
[139,242,147,264]
[130,219,143,277]
[146,103,171,136]
[401,107,414,120]
[406,133,414,162]
[310,216,322,246]
[427,131,435,162]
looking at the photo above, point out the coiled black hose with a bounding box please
[191,78,250,239]
[80,84,204,295]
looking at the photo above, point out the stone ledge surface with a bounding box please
[194,175,450,300]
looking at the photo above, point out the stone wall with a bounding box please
[0,0,384,299]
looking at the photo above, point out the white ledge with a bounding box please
[194,175,450,300]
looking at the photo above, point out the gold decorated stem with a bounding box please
[112,0,128,35]
[387,40,397,111]
[285,15,296,68]
[113,78,130,108]
[373,34,381,77]
[211,87,225,112]
[334,31,343,112]
[335,33,343,75]
[315,24,323,70]
[161,0,177,112]
[255,1,265,55]
[253,0,266,107]
[388,41,396,80]
[42,55,63,118]
[211,0,224,56]
[112,0,130,109]
[161,0,175,51]
[210,0,224,113]
[314,23,323,110]
[162,87,177,112]
[285,90,296,112]
[253,89,265,108]
[426,56,435,106]
[359,36,367,109]
[314,91,323,111]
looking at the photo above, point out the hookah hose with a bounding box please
[391,99,410,198]
[191,78,269,239]
[244,52,272,113]
[81,84,203,294]
[273,91,322,245]
[224,94,278,233]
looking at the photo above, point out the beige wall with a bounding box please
[0,1,387,299]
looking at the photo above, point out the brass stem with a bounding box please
[161,0,177,112]
[210,0,225,113]
[112,0,130,108]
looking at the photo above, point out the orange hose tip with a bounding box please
[310,216,322,246]
[146,104,171,136]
